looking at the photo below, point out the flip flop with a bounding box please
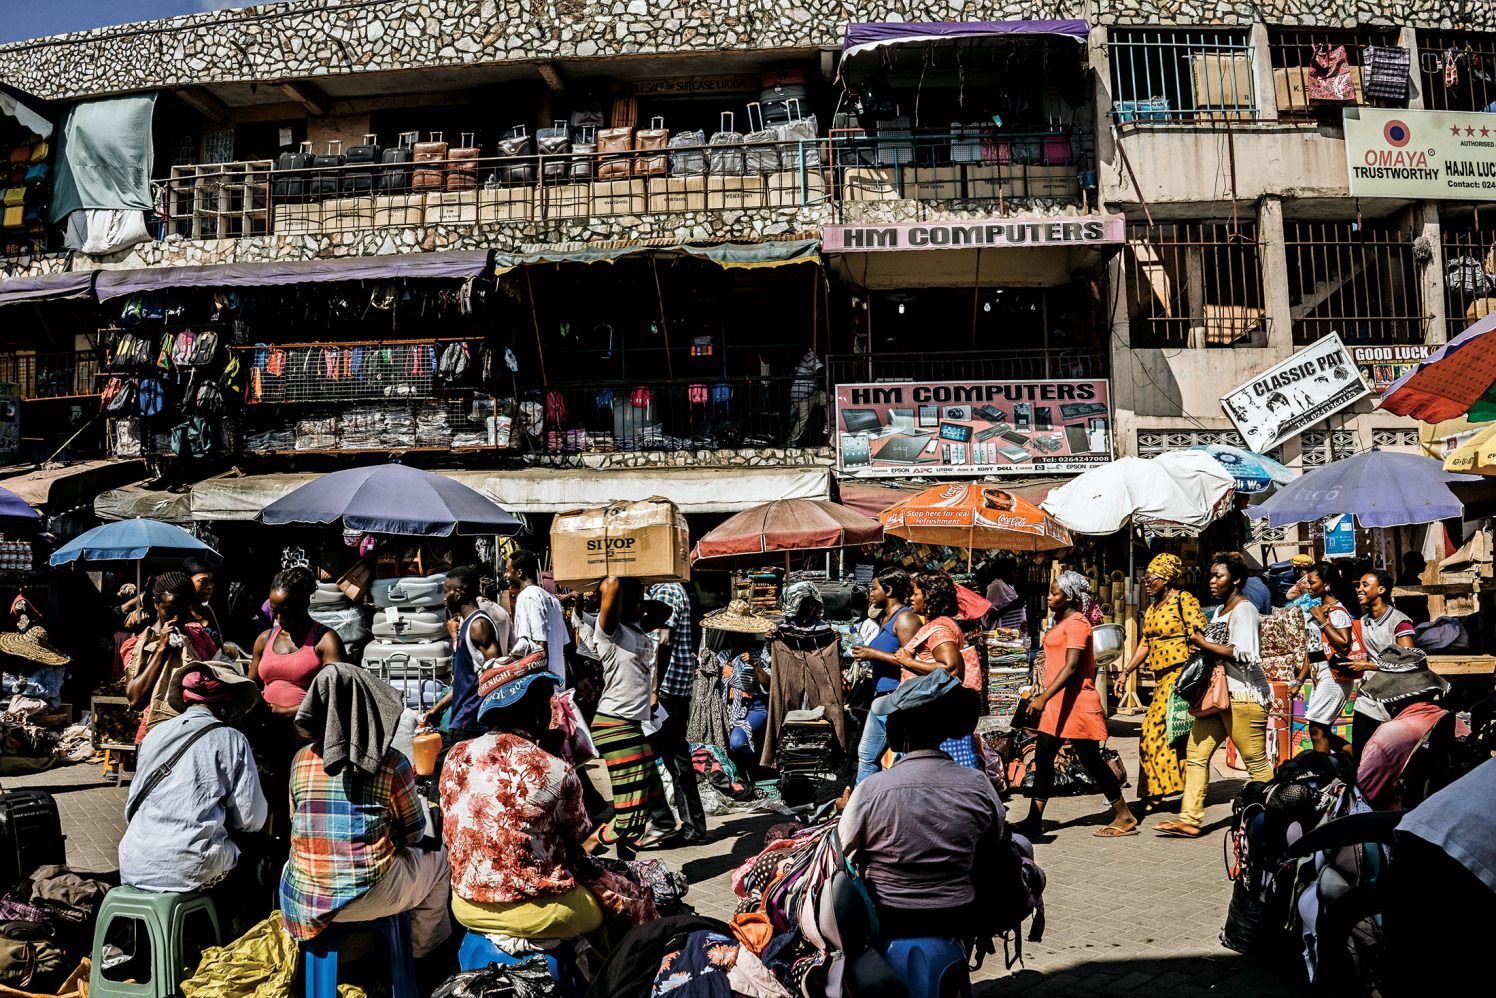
[1094,825,1139,837]
[1153,820,1203,838]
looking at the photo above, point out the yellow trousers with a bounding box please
[1181,698,1272,827]
[451,884,603,940]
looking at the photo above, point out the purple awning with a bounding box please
[842,20,1088,59]
[93,250,494,300]
[0,270,96,307]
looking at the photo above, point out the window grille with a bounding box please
[1110,29,1258,123]
[1125,222,1266,348]
[1268,27,1400,119]
[1284,221,1425,346]
[1417,32,1496,114]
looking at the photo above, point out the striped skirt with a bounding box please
[590,714,664,858]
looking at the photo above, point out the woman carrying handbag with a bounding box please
[1156,552,1273,838]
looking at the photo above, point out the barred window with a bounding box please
[1110,29,1258,123]
[1417,32,1496,114]
[1284,221,1426,346]
[1268,27,1400,118]
[1125,222,1266,348]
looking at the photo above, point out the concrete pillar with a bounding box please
[1090,25,1117,211]
[1250,22,1278,120]
[1258,195,1294,351]
[1401,28,1424,111]
[1417,201,1448,343]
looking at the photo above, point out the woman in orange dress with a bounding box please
[1012,571,1138,840]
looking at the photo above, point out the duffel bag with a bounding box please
[372,573,448,608]
[372,608,450,643]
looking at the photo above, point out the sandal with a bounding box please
[1153,820,1202,838]
[1094,824,1139,837]
[1010,818,1044,840]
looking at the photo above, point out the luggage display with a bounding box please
[362,638,453,680]
[377,131,419,193]
[372,607,451,642]
[775,98,820,169]
[496,127,535,186]
[744,102,780,174]
[371,573,449,608]
[412,133,449,190]
[633,116,669,176]
[569,125,597,182]
[343,133,383,193]
[387,676,450,711]
[0,790,65,890]
[309,581,352,609]
[311,140,345,198]
[448,131,480,191]
[708,112,746,176]
[667,129,707,176]
[537,120,571,182]
[776,718,843,771]
[597,127,633,179]
[272,141,315,200]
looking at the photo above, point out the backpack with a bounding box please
[119,296,146,326]
[171,330,196,367]
[99,377,125,412]
[170,417,213,459]
[103,378,137,414]
[156,333,176,371]
[193,380,224,414]
[968,823,1046,969]
[220,353,245,393]
[184,328,218,366]
[138,378,164,416]
[437,341,470,384]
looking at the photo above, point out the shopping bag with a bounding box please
[552,688,597,765]
[1307,44,1357,105]
[1165,683,1194,743]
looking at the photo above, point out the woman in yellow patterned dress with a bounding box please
[1112,554,1207,814]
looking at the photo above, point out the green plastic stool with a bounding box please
[89,886,222,998]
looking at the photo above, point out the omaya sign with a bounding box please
[823,215,1125,252]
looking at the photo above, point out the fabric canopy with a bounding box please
[262,464,521,536]
[692,499,882,568]
[93,250,494,300]
[1246,451,1478,528]
[842,20,1087,60]
[1041,452,1236,535]
[50,93,157,223]
[50,517,218,566]
[493,239,821,273]
[1377,311,1496,423]
[0,270,96,307]
[837,478,1068,518]
[880,484,1072,551]
[0,83,55,139]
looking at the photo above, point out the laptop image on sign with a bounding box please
[842,409,882,434]
[873,436,934,464]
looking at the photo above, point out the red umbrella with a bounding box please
[691,499,883,570]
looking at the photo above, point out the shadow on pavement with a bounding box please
[974,950,1312,996]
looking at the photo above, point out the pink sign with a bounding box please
[822,214,1125,252]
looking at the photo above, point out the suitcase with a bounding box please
[309,581,353,610]
[633,116,669,176]
[0,790,65,889]
[343,133,383,193]
[744,102,780,174]
[272,141,315,200]
[447,132,480,191]
[537,120,570,183]
[496,127,534,186]
[776,718,843,770]
[362,638,453,680]
[708,112,746,176]
[569,125,597,182]
[378,131,418,192]
[810,580,869,624]
[372,607,451,642]
[597,127,633,180]
[372,573,449,608]
[311,140,345,198]
[412,133,449,191]
[387,676,450,710]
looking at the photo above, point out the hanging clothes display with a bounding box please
[759,624,846,767]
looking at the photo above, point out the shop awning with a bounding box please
[93,483,195,524]
[841,20,1087,63]
[0,82,56,140]
[93,250,495,300]
[0,270,96,307]
[0,459,146,510]
[493,238,822,273]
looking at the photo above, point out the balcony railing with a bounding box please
[0,351,101,399]
[149,130,1096,241]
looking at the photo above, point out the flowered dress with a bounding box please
[1137,591,1208,798]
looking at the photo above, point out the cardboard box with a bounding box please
[537,183,591,219]
[840,166,899,202]
[1190,52,1255,111]
[647,175,707,212]
[965,174,1024,199]
[424,190,479,225]
[372,193,425,227]
[765,169,829,206]
[477,186,534,223]
[322,196,375,232]
[551,497,691,589]
[1273,65,1364,112]
[899,165,965,200]
[1024,165,1080,200]
[705,176,768,210]
[593,179,647,215]
[272,202,322,234]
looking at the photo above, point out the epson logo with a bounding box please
[586,538,637,552]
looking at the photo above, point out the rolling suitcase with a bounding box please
[310,580,352,610]
[412,133,449,191]
[496,126,534,185]
[372,607,450,642]
[362,638,453,680]
[633,116,669,176]
[569,125,597,182]
[708,112,746,176]
[448,131,480,191]
[0,790,65,890]
[272,140,314,200]
[311,140,345,197]
[597,126,633,180]
[387,677,450,710]
[371,573,448,608]
[744,102,780,174]
[537,120,570,183]
[343,133,383,193]
[377,131,419,192]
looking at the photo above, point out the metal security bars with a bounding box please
[0,350,101,399]
[1418,32,1496,113]
[1109,29,1258,123]
[1441,223,1496,326]
[1269,27,1399,118]
[1284,221,1426,346]
[1124,223,1266,348]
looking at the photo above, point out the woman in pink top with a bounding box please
[250,567,345,719]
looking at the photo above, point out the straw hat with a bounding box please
[701,599,774,634]
[0,626,70,666]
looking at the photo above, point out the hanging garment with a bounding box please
[760,625,846,767]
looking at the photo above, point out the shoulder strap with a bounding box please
[126,719,224,821]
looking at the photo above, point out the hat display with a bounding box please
[873,668,962,716]
[1362,647,1450,706]
[701,599,774,634]
[477,650,559,718]
[166,662,260,718]
[0,626,70,666]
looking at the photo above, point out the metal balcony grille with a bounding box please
[1417,32,1496,113]
[1268,27,1400,119]
[1284,221,1426,346]
[1109,29,1258,123]
[1125,222,1266,348]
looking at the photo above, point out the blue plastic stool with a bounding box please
[875,937,971,998]
[458,931,581,998]
[303,913,418,998]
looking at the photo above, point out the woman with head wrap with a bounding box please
[1013,571,1137,839]
[1111,553,1208,813]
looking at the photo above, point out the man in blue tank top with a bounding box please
[424,565,507,742]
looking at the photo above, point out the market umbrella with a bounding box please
[1442,422,1496,475]
[1245,450,1479,528]
[261,464,521,536]
[1378,312,1496,422]
[49,517,219,566]
[878,483,1072,552]
[0,487,38,521]
[691,499,882,569]
[1040,451,1237,536]
[1186,444,1296,494]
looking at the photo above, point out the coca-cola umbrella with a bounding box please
[691,499,883,570]
[879,484,1073,564]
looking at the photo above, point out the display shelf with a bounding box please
[168,160,272,240]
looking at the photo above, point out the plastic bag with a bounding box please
[433,956,557,998]
[1165,683,1194,743]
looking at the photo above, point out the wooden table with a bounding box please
[1426,654,1496,676]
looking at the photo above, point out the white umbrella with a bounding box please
[1040,451,1237,536]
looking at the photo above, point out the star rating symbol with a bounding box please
[1468,126,1478,136]
[1453,125,1464,136]
[1483,127,1492,137]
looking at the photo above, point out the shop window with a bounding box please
[1284,221,1425,346]
[1300,429,1358,467]
[1109,29,1257,123]
[1417,32,1496,113]
[1268,27,1399,119]
[1440,210,1496,326]
[1125,222,1266,348]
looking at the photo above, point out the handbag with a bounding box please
[1327,618,1368,681]
[1188,661,1230,717]
[1174,650,1212,704]
[1164,683,1194,743]
[1363,45,1410,102]
[551,688,596,765]
[1307,44,1357,105]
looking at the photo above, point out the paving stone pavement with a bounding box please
[13,715,1312,996]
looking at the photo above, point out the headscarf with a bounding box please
[1291,554,1313,570]
[1147,553,1183,584]
[181,670,231,704]
[782,580,822,620]
[1056,571,1093,615]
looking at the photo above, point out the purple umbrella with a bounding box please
[1245,450,1478,528]
[261,464,520,536]
[0,487,38,521]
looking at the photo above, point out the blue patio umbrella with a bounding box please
[1186,444,1296,494]
[50,517,219,566]
[0,488,39,521]
[1246,450,1479,528]
[261,464,521,536]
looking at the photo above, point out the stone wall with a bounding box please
[0,0,1084,102]
[1095,0,1496,28]
[522,444,836,470]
